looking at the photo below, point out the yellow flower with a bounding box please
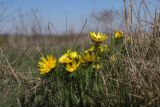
[59,53,72,64]
[59,49,82,72]
[59,49,80,64]
[110,55,117,63]
[38,55,56,75]
[115,31,123,39]
[69,51,79,59]
[65,59,81,72]
[82,49,96,63]
[89,32,107,42]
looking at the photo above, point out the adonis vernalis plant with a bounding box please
[38,55,56,74]
[89,32,107,43]
[15,29,158,107]
[59,49,81,72]
[114,31,123,39]
[37,31,128,74]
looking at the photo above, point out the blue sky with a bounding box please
[1,0,159,34]
[1,0,123,33]
[11,0,123,16]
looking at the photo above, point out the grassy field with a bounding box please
[0,1,160,106]
[0,29,160,107]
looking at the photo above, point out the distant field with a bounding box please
[0,34,89,49]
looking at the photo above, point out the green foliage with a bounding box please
[0,32,160,107]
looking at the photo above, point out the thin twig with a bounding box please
[28,80,42,91]
[72,18,87,49]
[17,97,22,107]
[65,10,68,50]
[48,22,58,55]
[141,20,160,28]
[32,9,45,50]
[0,49,20,83]
[37,46,44,56]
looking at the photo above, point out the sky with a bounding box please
[0,0,159,34]
[0,0,124,34]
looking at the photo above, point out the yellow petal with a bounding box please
[65,63,77,72]
[41,57,48,63]
[59,54,72,64]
